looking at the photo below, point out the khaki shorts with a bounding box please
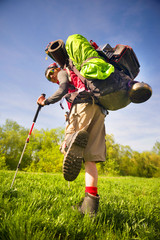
[65,103,106,162]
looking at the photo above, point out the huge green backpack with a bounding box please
[45,34,140,110]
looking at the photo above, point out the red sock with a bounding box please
[85,186,97,196]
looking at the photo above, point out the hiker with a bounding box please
[37,62,107,216]
[37,34,152,216]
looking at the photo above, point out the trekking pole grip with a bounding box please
[33,93,46,123]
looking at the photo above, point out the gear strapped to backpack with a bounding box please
[45,34,141,111]
[96,43,140,80]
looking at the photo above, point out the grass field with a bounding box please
[0,171,160,240]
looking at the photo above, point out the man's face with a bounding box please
[50,68,60,83]
[50,73,56,83]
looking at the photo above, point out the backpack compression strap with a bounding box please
[68,58,86,84]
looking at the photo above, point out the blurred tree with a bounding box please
[118,145,135,176]
[152,141,160,155]
[0,119,30,170]
[24,128,64,173]
[1,120,160,177]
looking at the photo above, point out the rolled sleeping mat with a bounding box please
[47,40,69,68]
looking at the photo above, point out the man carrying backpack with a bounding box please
[37,34,152,216]
[37,62,106,216]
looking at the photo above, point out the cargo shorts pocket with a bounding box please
[65,112,80,134]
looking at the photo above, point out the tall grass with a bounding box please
[0,171,160,240]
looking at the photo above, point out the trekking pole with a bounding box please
[10,94,46,189]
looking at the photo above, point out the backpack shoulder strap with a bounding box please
[68,58,86,84]
[65,67,72,82]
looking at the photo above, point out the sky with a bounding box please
[0,0,160,152]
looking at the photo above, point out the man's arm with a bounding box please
[37,70,69,106]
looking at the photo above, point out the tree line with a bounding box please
[0,119,160,178]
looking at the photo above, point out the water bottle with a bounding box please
[90,40,101,51]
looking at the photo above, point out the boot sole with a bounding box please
[63,130,88,181]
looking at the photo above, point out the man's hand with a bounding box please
[37,95,46,106]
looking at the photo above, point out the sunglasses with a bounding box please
[47,68,59,81]
[47,70,54,81]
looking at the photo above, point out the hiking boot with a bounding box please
[63,130,88,181]
[78,192,100,217]
[59,141,67,154]
[129,82,152,103]
[60,132,78,154]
